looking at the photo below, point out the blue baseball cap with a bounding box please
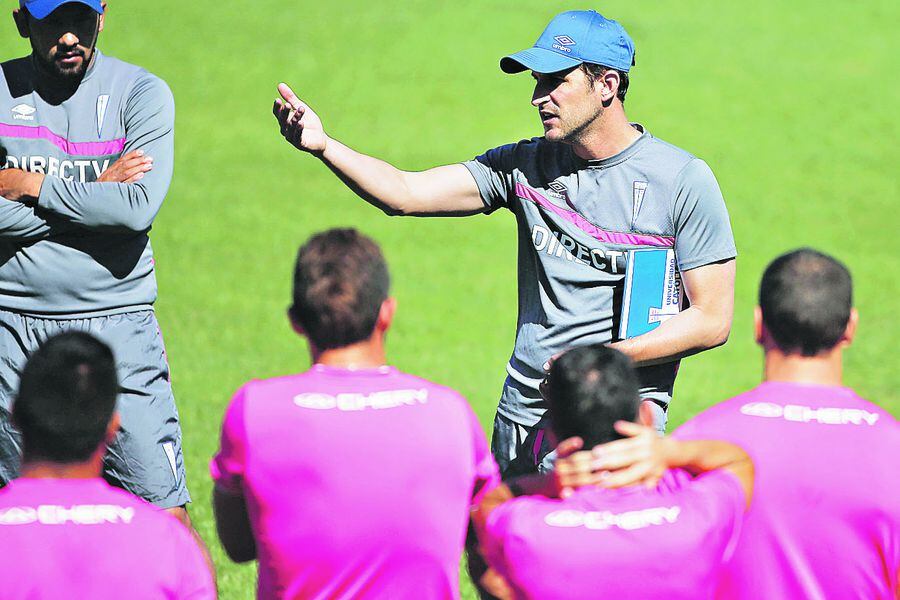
[19,0,103,20]
[501,10,635,74]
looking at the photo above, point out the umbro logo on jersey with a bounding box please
[547,181,569,200]
[11,104,35,121]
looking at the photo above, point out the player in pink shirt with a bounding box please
[0,331,215,600]
[471,345,753,600]
[211,228,500,600]
[673,248,900,599]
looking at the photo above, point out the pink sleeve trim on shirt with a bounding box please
[0,123,126,156]
[515,183,675,248]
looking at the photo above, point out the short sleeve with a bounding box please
[170,521,217,599]
[684,469,746,563]
[210,385,250,494]
[464,404,501,506]
[672,158,737,271]
[461,143,518,213]
[480,499,518,578]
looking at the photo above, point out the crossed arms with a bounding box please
[0,75,174,239]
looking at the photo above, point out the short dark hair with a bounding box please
[542,345,641,447]
[289,228,390,351]
[13,332,118,464]
[759,248,853,357]
[580,63,629,103]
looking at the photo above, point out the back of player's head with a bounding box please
[290,228,390,351]
[542,345,640,447]
[13,331,118,464]
[759,248,853,356]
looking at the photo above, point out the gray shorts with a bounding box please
[491,376,670,480]
[0,309,190,509]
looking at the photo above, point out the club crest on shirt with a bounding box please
[11,103,35,121]
[96,95,110,138]
[632,181,648,227]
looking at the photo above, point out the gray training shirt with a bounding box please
[0,50,174,317]
[463,126,736,426]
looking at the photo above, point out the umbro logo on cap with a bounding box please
[553,35,576,46]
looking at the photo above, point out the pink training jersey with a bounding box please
[0,477,214,600]
[211,364,500,600]
[675,381,900,599]
[481,468,745,599]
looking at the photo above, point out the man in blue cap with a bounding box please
[0,0,191,522]
[274,10,737,478]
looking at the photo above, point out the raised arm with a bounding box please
[274,83,485,216]
[560,421,753,508]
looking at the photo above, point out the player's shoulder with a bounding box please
[389,369,467,402]
[232,374,300,404]
[97,52,173,103]
[0,56,32,90]
[674,389,759,437]
[638,128,715,183]
[479,136,567,164]
[495,491,561,528]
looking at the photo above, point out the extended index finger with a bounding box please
[278,82,306,111]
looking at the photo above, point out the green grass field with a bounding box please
[4,0,898,597]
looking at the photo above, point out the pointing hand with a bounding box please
[273,83,327,155]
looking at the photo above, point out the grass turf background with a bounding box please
[3,0,898,597]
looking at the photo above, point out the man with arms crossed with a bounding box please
[470,344,753,599]
[211,228,499,599]
[0,0,190,520]
[274,10,736,477]
[673,248,900,598]
[0,332,214,599]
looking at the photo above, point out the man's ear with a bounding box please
[105,412,121,445]
[13,8,30,38]
[840,308,858,348]
[753,306,765,346]
[599,70,620,103]
[98,2,105,33]
[287,307,305,336]
[376,297,397,333]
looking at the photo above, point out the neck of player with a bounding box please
[20,448,105,480]
[32,53,95,104]
[311,333,388,370]
[572,105,641,161]
[763,346,844,388]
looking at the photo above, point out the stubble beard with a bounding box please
[35,50,89,80]
[559,104,605,146]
